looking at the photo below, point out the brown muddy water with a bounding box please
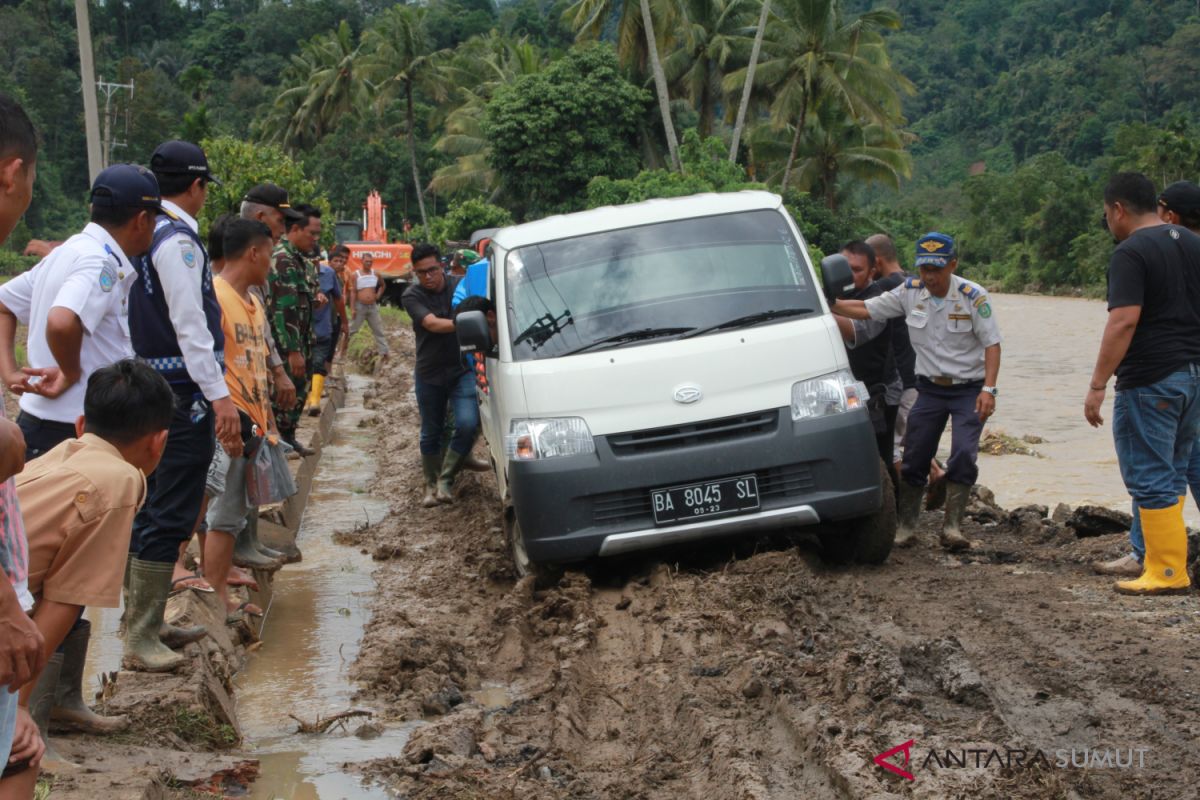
[966,293,1198,525]
[84,373,414,798]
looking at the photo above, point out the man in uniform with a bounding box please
[833,233,1002,551]
[122,141,236,674]
[269,206,319,456]
[1084,172,1200,596]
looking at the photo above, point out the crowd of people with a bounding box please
[0,93,417,797]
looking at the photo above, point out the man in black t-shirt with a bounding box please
[401,243,479,508]
[1084,172,1200,596]
[833,241,900,466]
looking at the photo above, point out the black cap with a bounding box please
[149,140,221,185]
[1159,181,1200,214]
[243,182,304,222]
[89,164,163,212]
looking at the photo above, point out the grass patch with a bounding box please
[34,778,51,800]
[172,706,239,749]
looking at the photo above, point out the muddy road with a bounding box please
[343,326,1198,800]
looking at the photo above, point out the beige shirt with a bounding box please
[18,434,146,608]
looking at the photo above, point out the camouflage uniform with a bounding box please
[268,238,318,439]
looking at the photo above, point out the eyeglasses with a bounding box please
[414,266,441,276]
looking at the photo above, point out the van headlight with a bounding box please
[791,370,869,421]
[505,418,595,460]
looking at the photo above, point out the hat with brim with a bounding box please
[1159,181,1200,214]
[914,232,956,268]
[89,164,164,213]
[243,182,305,222]
[150,140,222,185]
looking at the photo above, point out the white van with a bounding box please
[455,191,894,579]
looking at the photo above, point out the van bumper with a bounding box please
[507,407,880,564]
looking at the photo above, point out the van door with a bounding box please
[478,245,499,466]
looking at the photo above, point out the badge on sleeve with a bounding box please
[99,262,118,293]
[978,302,992,318]
[180,240,196,268]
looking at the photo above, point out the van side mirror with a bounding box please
[819,254,856,303]
[456,310,492,354]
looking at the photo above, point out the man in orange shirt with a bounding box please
[205,220,279,619]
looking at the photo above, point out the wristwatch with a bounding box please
[981,386,998,397]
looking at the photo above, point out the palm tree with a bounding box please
[723,0,911,190]
[662,0,751,139]
[264,21,365,152]
[431,34,545,199]
[361,5,449,230]
[784,97,912,208]
[728,0,769,161]
[566,0,682,170]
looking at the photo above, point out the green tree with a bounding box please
[566,0,682,169]
[441,198,514,241]
[483,45,649,216]
[662,0,750,139]
[362,5,449,231]
[724,0,910,190]
[199,136,332,237]
[586,130,756,207]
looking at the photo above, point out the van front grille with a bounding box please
[606,410,778,455]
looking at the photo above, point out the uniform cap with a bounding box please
[243,182,305,222]
[89,164,163,212]
[914,232,956,268]
[149,140,221,185]
[1159,181,1200,214]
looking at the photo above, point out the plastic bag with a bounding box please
[245,437,297,506]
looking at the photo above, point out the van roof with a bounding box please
[491,190,784,250]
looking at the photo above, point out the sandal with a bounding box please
[226,601,264,623]
[171,571,214,594]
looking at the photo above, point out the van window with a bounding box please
[505,209,818,360]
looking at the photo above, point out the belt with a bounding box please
[922,375,980,387]
[143,351,225,373]
[16,410,76,430]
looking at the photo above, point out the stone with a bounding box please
[1067,505,1132,537]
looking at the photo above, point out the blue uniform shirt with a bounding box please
[312,264,342,339]
[451,260,489,309]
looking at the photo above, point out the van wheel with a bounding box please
[504,507,562,587]
[819,460,897,565]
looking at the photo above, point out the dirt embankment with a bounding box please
[348,325,1200,800]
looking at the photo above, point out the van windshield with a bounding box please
[504,209,818,361]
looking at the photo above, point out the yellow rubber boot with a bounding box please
[1116,499,1191,595]
[304,374,325,416]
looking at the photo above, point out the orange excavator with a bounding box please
[333,190,413,303]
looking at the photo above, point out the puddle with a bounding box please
[82,373,415,798]
[239,373,414,799]
[470,683,513,711]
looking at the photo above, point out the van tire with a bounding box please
[504,506,562,587]
[819,460,897,565]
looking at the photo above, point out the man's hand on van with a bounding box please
[831,298,870,320]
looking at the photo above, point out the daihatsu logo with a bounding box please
[673,384,703,404]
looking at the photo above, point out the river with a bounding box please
[974,293,1198,526]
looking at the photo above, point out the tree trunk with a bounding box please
[406,83,429,232]
[728,0,769,163]
[640,0,681,172]
[780,104,806,191]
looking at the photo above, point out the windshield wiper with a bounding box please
[679,308,814,339]
[561,326,695,356]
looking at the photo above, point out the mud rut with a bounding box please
[342,325,1200,800]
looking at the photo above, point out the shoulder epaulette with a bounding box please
[905,277,923,289]
[958,282,981,301]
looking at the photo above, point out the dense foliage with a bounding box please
[1,0,1197,291]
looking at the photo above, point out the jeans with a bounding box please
[350,304,389,355]
[1112,366,1200,560]
[1126,434,1200,562]
[0,687,15,769]
[414,372,478,457]
[16,411,76,460]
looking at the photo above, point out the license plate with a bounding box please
[651,475,760,526]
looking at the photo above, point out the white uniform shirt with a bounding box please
[0,223,138,422]
[151,200,229,401]
[862,273,1002,382]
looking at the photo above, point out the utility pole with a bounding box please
[74,0,102,183]
[97,77,134,169]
